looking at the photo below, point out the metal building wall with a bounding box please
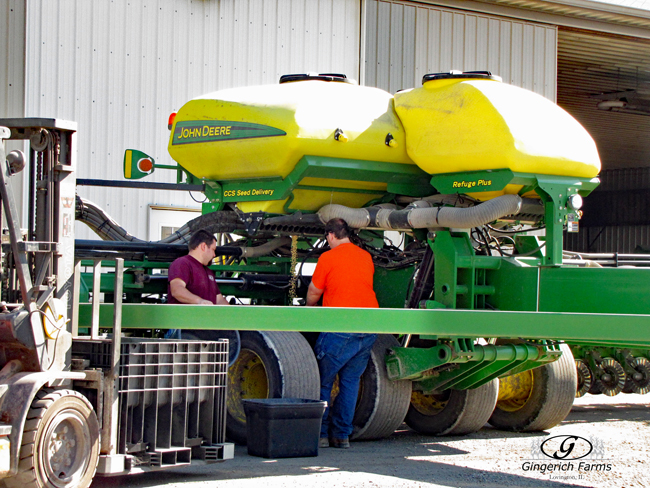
[1,0,28,220]
[565,225,650,254]
[1,0,26,119]
[565,167,650,253]
[23,0,361,240]
[363,0,557,99]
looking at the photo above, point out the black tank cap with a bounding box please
[422,70,502,84]
[279,73,353,84]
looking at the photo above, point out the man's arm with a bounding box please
[170,278,213,305]
[216,293,230,305]
[306,282,324,306]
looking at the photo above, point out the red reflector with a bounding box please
[168,112,177,130]
[138,158,153,173]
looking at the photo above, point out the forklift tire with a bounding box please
[226,331,320,444]
[405,379,499,436]
[5,389,100,488]
[351,335,412,440]
[488,343,577,431]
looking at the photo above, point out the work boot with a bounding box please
[319,437,330,449]
[329,437,350,449]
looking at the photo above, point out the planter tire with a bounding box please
[226,330,319,444]
[489,343,577,431]
[405,379,499,436]
[351,335,412,440]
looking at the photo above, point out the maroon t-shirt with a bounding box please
[167,254,220,304]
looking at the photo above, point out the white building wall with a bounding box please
[363,0,557,100]
[1,0,28,220]
[1,0,26,118]
[22,0,361,240]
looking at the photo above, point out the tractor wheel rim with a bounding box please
[42,409,91,488]
[227,348,269,422]
[496,370,534,412]
[410,390,450,416]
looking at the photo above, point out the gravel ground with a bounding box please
[90,394,650,488]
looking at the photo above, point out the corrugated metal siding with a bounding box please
[364,0,557,99]
[23,0,361,240]
[598,167,650,191]
[557,28,650,171]
[1,0,28,223]
[566,167,650,253]
[565,225,650,253]
[1,0,25,118]
[463,0,650,32]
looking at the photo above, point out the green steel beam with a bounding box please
[385,343,455,380]
[487,263,650,315]
[385,340,559,383]
[412,342,559,392]
[78,304,650,347]
[387,341,559,389]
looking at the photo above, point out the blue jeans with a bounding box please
[315,332,377,439]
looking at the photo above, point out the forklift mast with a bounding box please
[0,119,77,373]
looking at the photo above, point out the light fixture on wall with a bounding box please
[593,89,650,116]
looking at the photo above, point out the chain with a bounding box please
[289,235,298,303]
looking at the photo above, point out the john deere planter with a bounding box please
[70,71,650,447]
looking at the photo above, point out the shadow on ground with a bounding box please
[90,426,585,488]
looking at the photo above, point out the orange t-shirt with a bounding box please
[311,243,379,308]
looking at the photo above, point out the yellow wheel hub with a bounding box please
[227,349,269,422]
[410,390,450,416]
[497,370,534,412]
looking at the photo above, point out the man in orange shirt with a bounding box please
[307,218,378,449]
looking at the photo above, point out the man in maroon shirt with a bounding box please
[168,229,230,305]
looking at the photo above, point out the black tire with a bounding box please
[5,389,100,488]
[405,379,499,436]
[489,343,577,431]
[351,335,412,440]
[226,331,319,444]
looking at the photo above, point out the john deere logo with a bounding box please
[172,120,286,145]
[541,435,593,460]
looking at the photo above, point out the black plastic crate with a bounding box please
[71,339,112,368]
[243,398,326,458]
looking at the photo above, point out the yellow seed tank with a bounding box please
[393,74,601,179]
[168,73,600,212]
[168,78,412,212]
